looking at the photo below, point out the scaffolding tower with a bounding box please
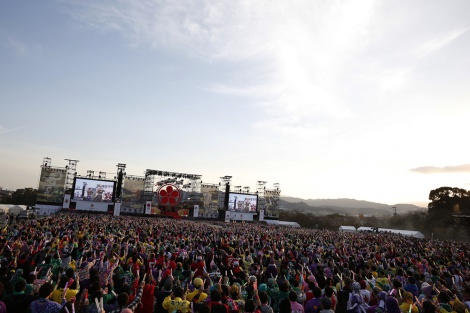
[257,181,267,211]
[64,159,79,190]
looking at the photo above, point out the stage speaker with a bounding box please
[224,182,230,210]
[116,171,124,198]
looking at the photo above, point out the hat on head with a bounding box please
[194,277,203,287]
[403,291,413,303]
[267,278,276,287]
[259,284,268,293]
[230,284,239,295]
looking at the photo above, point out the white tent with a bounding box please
[357,226,424,238]
[265,220,301,228]
[0,205,9,214]
[0,204,26,215]
[339,226,356,232]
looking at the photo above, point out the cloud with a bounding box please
[63,0,469,139]
[415,27,469,58]
[410,164,470,174]
[4,37,28,55]
[65,0,376,130]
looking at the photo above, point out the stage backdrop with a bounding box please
[201,185,220,217]
[264,189,280,219]
[36,167,67,204]
[121,177,145,214]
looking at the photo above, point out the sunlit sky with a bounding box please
[1,1,470,206]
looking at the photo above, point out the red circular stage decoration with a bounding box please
[157,184,182,207]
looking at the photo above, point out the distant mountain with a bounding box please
[279,197,426,216]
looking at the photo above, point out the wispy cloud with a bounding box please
[65,0,376,131]
[415,27,468,58]
[0,125,29,135]
[63,0,469,138]
[410,164,470,174]
[4,37,28,55]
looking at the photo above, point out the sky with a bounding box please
[1,0,470,206]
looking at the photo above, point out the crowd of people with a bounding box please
[0,211,468,313]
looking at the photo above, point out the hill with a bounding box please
[279,197,425,216]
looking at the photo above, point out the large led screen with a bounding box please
[37,167,67,204]
[73,178,115,202]
[228,193,257,212]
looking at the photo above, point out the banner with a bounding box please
[62,194,71,209]
[114,202,121,216]
[225,211,231,223]
[264,189,280,218]
[145,201,152,215]
[37,167,67,204]
[201,184,220,216]
[259,209,265,221]
[121,177,145,212]
[193,205,199,218]
[75,201,108,212]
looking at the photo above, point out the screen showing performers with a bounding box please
[228,193,258,212]
[73,178,115,202]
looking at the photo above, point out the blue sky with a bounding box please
[1,0,470,205]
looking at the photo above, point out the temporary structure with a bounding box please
[0,204,26,215]
[264,220,301,228]
[339,225,356,232]
[357,226,424,238]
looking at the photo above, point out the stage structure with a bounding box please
[119,175,145,214]
[34,157,282,219]
[143,169,202,216]
[200,183,223,218]
[35,157,68,215]
[36,157,67,204]
[64,159,79,191]
[265,183,281,219]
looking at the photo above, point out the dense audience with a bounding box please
[0,211,468,313]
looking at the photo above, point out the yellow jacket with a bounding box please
[50,288,80,303]
[162,295,191,313]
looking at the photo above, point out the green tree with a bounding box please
[428,187,470,216]
[10,188,37,206]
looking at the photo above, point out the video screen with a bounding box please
[73,178,115,202]
[228,193,257,212]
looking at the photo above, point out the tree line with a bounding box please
[279,186,470,241]
[0,188,37,206]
